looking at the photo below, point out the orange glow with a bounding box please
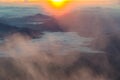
[0,0,114,17]
[41,0,73,17]
[48,0,68,8]
[41,0,113,17]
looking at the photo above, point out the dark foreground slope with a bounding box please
[0,52,114,80]
[58,7,120,80]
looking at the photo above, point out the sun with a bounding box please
[52,0,64,2]
[42,0,73,17]
[49,0,68,8]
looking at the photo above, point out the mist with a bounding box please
[0,32,114,80]
[0,2,120,80]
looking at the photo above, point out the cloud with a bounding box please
[0,32,101,57]
[0,32,113,80]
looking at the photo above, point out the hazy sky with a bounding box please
[0,0,117,4]
[0,0,118,16]
[0,0,118,8]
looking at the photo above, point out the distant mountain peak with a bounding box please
[24,14,51,20]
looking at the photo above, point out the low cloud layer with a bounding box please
[0,32,100,57]
[0,32,116,80]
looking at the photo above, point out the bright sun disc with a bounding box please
[52,0,64,2]
[42,0,73,17]
[49,0,68,8]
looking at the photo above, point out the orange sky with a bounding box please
[0,0,116,17]
[0,0,115,4]
[0,0,116,7]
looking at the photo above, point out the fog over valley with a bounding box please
[0,4,120,80]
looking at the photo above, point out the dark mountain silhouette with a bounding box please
[1,14,63,32]
[0,22,42,38]
[0,13,63,38]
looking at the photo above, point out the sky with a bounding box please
[0,0,118,10]
[0,0,117,5]
[0,0,119,17]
